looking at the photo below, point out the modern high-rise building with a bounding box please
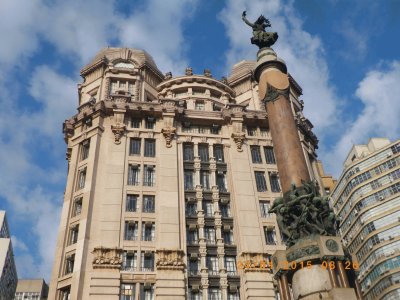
[48,47,323,300]
[15,279,49,300]
[0,211,18,300]
[331,138,400,300]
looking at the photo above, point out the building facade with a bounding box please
[48,48,322,300]
[331,138,400,300]
[0,211,18,300]
[15,279,49,300]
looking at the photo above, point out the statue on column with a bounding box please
[242,11,278,49]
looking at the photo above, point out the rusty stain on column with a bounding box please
[337,261,350,288]
[255,59,310,193]
[281,273,291,300]
[328,263,339,288]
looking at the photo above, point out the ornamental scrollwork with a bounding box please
[92,247,123,269]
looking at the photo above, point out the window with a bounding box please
[145,117,155,129]
[65,254,75,275]
[195,101,205,110]
[129,138,141,155]
[110,79,134,95]
[143,165,155,186]
[269,173,281,192]
[131,118,141,128]
[72,198,82,217]
[186,202,197,217]
[250,146,262,163]
[255,172,267,192]
[216,172,227,192]
[184,171,194,190]
[213,144,224,162]
[228,291,240,300]
[223,229,234,245]
[204,226,216,245]
[208,288,221,300]
[187,226,198,245]
[206,256,219,275]
[124,221,138,241]
[140,252,154,272]
[59,286,71,300]
[76,168,86,190]
[139,283,154,300]
[188,259,200,276]
[247,127,256,136]
[260,127,268,137]
[69,225,79,245]
[122,252,137,272]
[203,200,214,217]
[198,144,209,162]
[259,201,270,218]
[264,227,277,245]
[183,143,194,161]
[143,195,155,213]
[225,257,237,275]
[200,171,210,190]
[128,165,140,185]
[141,222,155,241]
[80,139,90,161]
[264,147,276,164]
[120,283,135,300]
[220,203,231,218]
[189,289,202,300]
[126,194,138,212]
[144,139,156,157]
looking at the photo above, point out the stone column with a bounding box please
[254,48,310,192]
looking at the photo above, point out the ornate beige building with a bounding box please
[331,138,400,300]
[48,47,323,300]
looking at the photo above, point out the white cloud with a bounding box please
[11,235,28,252]
[322,61,400,176]
[117,0,198,74]
[219,0,341,133]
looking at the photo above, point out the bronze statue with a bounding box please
[270,181,339,246]
[242,11,278,49]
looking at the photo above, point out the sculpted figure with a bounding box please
[242,11,278,48]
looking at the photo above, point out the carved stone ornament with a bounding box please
[185,67,193,76]
[263,83,290,103]
[231,132,246,151]
[161,127,176,148]
[325,239,339,252]
[111,124,126,144]
[286,245,320,262]
[155,249,185,270]
[239,252,271,272]
[92,247,123,269]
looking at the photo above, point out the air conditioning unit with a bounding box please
[354,210,358,216]
[144,250,152,257]
[379,195,385,201]
[144,282,152,290]
[347,221,351,225]
[190,253,199,260]
[191,285,200,292]
[361,236,364,241]
[223,225,231,232]
[369,245,373,249]
[221,198,229,204]
[189,224,197,231]
[387,153,392,158]
[187,197,196,203]
[229,285,238,293]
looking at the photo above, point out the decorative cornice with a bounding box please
[92,247,123,269]
[155,249,185,270]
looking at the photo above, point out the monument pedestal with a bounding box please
[272,236,357,300]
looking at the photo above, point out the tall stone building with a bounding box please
[331,138,400,300]
[48,47,323,300]
[15,279,49,300]
[0,211,18,300]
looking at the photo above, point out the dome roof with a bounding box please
[81,47,161,76]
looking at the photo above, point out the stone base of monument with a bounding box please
[272,235,357,300]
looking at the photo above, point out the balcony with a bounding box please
[140,266,154,272]
[121,265,137,272]
[208,270,219,276]
[206,239,216,245]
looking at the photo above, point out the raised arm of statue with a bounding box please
[242,11,255,28]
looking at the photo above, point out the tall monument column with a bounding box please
[242,11,358,300]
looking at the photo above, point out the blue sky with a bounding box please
[0,0,400,281]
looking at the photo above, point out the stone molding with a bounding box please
[161,126,176,148]
[155,249,185,270]
[92,247,123,269]
[232,132,246,151]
